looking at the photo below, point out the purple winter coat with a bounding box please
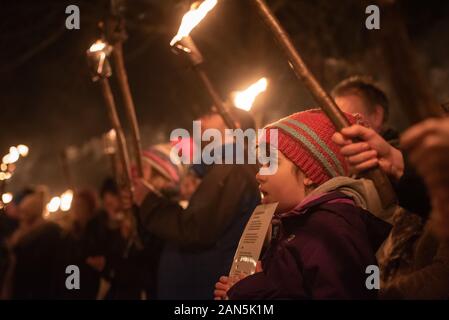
[228,191,391,300]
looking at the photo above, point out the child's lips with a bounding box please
[260,188,269,203]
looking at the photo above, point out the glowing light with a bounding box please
[2,193,13,204]
[17,144,29,157]
[60,190,74,212]
[4,147,20,164]
[4,172,11,180]
[170,0,218,46]
[89,40,106,53]
[233,78,268,111]
[2,155,10,164]
[0,163,7,171]
[0,172,6,180]
[47,196,61,213]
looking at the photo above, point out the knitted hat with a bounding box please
[264,109,362,185]
[142,143,184,184]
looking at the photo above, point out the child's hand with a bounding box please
[214,262,263,300]
[214,276,232,300]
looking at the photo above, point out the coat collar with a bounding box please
[275,191,354,219]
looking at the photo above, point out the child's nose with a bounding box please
[256,170,266,183]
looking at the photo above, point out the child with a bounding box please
[214,109,391,299]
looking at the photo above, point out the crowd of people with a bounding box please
[1,76,448,300]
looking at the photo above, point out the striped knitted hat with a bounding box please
[264,109,362,185]
[142,144,184,184]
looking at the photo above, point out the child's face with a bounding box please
[256,151,307,213]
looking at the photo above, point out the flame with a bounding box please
[170,0,218,46]
[4,147,20,164]
[107,129,116,141]
[233,78,268,111]
[4,172,11,180]
[89,40,106,53]
[47,196,61,213]
[60,190,74,212]
[0,163,7,171]
[2,193,13,204]
[17,144,29,157]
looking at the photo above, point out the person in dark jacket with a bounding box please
[215,110,391,300]
[127,108,260,299]
[332,119,449,299]
[0,188,34,288]
[1,187,67,299]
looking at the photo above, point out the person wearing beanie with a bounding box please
[214,109,391,300]
[141,143,185,201]
[127,109,260,299]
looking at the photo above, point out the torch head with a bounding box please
[170,0,218,65]
[103,129,117,155]
[171,36,204,66]
[86,40,113,81]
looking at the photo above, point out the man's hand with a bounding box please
[401,118,449,238]
[332,124,404,181]
[401,118,449,239]
[401,118,449,198]
[120,178,151,209]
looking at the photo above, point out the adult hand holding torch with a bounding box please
[250,0,396,209]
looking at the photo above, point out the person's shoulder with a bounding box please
[17,221,64,250]
[296,201,389,253]
[32,220,63,236]
[292,200,366,241]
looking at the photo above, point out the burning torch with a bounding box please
[104,0,144,178]
[1,145,29,205]
[170,0,237,129]
[87,39,132,191]
[86,39,140,248]
[250,0,396,209]
[230,77,268,128]
[102,128,120,182]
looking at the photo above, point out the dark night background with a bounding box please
[1,0,448,196]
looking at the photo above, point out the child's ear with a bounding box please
[303,177,314,187]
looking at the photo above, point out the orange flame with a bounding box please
[170,0,218,46]
[88,40,107,53]
[233,78,268,111]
